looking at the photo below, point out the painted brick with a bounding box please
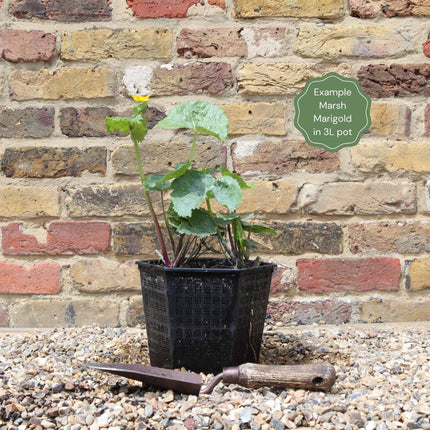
[0,30,56,62]
[357,64,430,98]
[0,261,61,294]
[298,258,401,293]
[177,27,287,59]
[60,106,164,137]
[9,68,115,101]
[123,62,233,96]
[70,259,140,292]
[424,32,430,57]
[267,299,352,325]
[220,102,286,135]
[349,221,430,255]
[350,0,430,18]
[61,28,172,60]
[360,300,430,323]
[11,299,119,328]
[270,265,294,294]
[127,0,200,18]
[0,108,54,138]
[257,222,343,255]
[9,0,112,21]
[1,146,106,178]
[2,222,110,255]
[177,28,247,58]
[126,296,145,327]
[0,301,8,327]
[296,25,411,58]
[233,0,343,18]
[231,140,340,176]
[64,184,161,218]
[300,182,416,215]
[426,181,430,213]
[112,223,158,255]
[241,27,286,58]
[425,104,430,136]
[238,63,351,95]
[0,186,59,218]
[406,258,430,291]
[351,141,430,174]
[112,141,225,176]
[368,103,411,136]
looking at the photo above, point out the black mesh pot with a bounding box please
[137,259,276,374]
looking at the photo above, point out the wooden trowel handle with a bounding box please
[224,362,336,391]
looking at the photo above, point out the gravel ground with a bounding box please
[1,322,430,430]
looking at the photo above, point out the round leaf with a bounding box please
[157,100,229,142]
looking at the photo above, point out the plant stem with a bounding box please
[133,140,171,266]
[206,198,236,263]
[161,192,176,255]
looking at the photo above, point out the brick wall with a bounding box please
[1,0,430,327]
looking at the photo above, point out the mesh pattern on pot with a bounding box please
[138,260,275,373]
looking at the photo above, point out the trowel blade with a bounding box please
[86,362,202,395]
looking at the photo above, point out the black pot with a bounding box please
[137,259,276,374]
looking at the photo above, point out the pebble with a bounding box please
[1,324,430,429]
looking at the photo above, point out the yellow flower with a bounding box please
[132,94,150,102]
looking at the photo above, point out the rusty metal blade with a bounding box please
[86,363,202,395]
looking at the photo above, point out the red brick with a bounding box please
[2,222,110,255]
[424,32,430,58]
[10,0,112,21]
[0,261,61,294]
[268,299,352,325]
[208,0,225,8]
[425,104,430,136]
[297,258,401,293]
[0,301,8,327]
[0,30,56,62]
[127,0,199,17]
[357,64,430,98]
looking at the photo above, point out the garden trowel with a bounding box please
[86,361,336,396]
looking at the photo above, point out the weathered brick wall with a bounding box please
[1,0,430,327]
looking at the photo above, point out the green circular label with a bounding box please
[294,72,372,153]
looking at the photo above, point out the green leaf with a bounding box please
[144,174,171,192]
[129,115,148,144]
[157,162,191,184]
[242,223,276,235]
[106,116,131,134]
[171,170,215,217]
[214,212,240,227]
[218,166,254,190]
[157,100,229,142]
[166,205,182,228]
[212,176,242,212]
[133,102,148,115]
[232,217,244,248]
[175,209,217,237]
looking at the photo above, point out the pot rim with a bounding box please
[136,258,277,274]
